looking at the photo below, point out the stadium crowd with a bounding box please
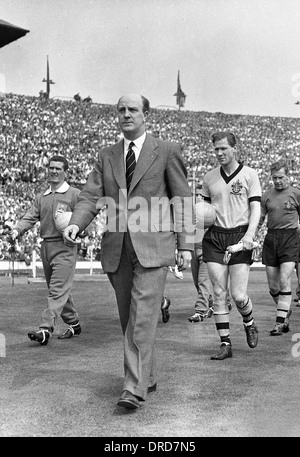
[1,92,300,263]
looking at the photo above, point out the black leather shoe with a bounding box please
[211,343,232,360]
[161,297,171,323]
[244,321,258,348]
[58,322,81,339]
[28,328,51,346]
[270,322,289,336]
[147,383,157,393]
[117,390,140,409]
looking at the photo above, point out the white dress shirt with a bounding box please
[123,132,146,165]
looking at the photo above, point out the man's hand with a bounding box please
[176,250,192,271]
[63,224,80,246]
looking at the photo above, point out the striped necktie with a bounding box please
[126,141,136,190]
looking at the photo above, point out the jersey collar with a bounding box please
[43,181,70,196]
[220,163,244,184]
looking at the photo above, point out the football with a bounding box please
[54,211,73,232]
[195,201,216,229]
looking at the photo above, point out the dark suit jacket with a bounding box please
[69,133,194,272]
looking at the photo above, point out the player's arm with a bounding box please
[223,200,261,263]
[255,198,267,237]
[242,199,261,249]
[10,196,41,240]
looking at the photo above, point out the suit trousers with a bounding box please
[107,232,168,400]
[39,239,79,332]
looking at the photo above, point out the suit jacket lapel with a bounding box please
[108,140,126,190]
[129,134,158,193]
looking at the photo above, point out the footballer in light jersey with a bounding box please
[201,132,261,360]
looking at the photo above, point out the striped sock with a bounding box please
[276,291,291,324]
[236,296,253,326]
[214,312,231,345]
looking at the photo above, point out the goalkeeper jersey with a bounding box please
[261,185,300,229]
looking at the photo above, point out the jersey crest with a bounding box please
[55,203,68,219]
[284,199,297,211]
[230,179,243,196]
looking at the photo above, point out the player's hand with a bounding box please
[176,250,192,271]
[241,234,254,250]
[10,229,19,241]
[63,224,80,246]
[223,250,232,264]
[223,239,259,264]
[251,241,260,261]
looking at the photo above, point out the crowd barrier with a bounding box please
[0,250,264,281]
[0,250,103,278]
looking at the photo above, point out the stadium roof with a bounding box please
[0,19,29,48]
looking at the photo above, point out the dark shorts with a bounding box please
[262,228,299,267]
[202,224,253,265]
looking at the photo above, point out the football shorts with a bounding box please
[202,224,253,265]
[262,228,299,266]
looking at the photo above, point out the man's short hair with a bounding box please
[211,131,237,147]
[48,155,69,171]
[117,95,150,114]
[270,158,288,175]
[141,96,150,113]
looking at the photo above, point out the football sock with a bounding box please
[269,290,280,305]
[214,312,231,345]
[276,291,291,324]
[236,296,253,326]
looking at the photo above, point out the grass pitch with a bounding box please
[0,268,300,437]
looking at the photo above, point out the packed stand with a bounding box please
[1,92,300,263]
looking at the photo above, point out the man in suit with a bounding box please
[63,94,193,409]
